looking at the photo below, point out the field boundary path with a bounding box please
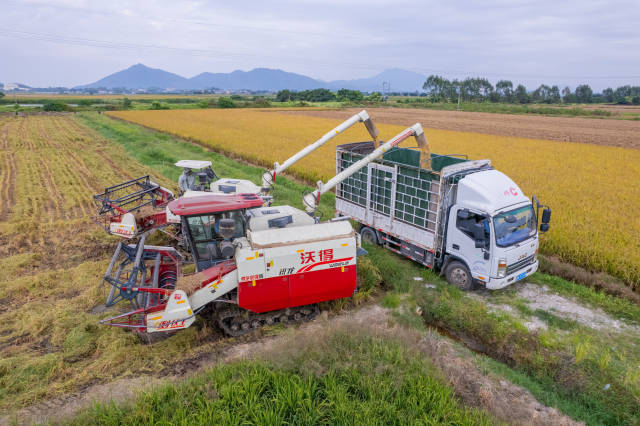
[1,305,579,426]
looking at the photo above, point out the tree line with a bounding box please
[422,75,640,105]
[275,88,381,103]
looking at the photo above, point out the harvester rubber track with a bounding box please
[216,304,320,337]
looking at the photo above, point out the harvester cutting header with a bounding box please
[93,109,550,340]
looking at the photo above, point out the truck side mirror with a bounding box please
[540,208,551,233]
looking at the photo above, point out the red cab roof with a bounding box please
[168,193,263,216]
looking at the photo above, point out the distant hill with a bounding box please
[189,68,324,91]
[327,69,427,93]
[77,63,428,92]
[77,64,189,90]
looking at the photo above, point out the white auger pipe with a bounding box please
[303,123,425,213]
[262,110,379,190]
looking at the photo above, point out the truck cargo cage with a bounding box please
[336,141,468,232]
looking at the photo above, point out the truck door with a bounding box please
[366,163,397,229]
[447,208,491,279]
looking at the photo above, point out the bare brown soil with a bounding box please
[539,255,640,305]
[580,104,640,113]
[3,305,579,426]
[277,107,640,149]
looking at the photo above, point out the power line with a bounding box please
[5,0,363,40]
[0,28,381,74]
[0,27,638,82]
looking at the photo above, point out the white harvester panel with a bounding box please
[211,178,262,195]
[236,221,356,283]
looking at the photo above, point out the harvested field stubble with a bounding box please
[108,109,640,289]
[0,114,183,411]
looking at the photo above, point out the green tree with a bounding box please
[549,85,561,103]
[122,97,132,109]
[0,91,4,99]
[495,80,513,102]
[460,77,493,101]
[306,88,335,102]
[423,75,451,102]
[562,86,573,103]
[514,84,530,103]
[276,90,293,102]
[574,84,593,103]
[366,92,382,102]
[613,85,630,103]
[336,88,363,102]
[150,101,169,110]
[217,97,235,108]
[43,101,68,111]
[602,88,614,102]
[632,96,640,105]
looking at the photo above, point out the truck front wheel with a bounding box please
[445,261,474,291]
[360,226,379,245]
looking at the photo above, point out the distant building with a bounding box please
[2,83,29,92]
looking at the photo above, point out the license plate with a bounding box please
[516,272,526,281]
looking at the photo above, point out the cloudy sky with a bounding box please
[1,0,638,90]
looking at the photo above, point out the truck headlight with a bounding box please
[497,258,507,278]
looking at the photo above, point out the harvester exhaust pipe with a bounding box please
[303,123,426,213]
[262,110,379,192]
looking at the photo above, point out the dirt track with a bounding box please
[2,305,578,426]
[277,107,640,149]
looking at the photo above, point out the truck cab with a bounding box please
[445,169,539,290]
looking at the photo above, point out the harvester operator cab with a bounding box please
[167,192,265,271]
[176,160,218,194]
[184,210,245,270]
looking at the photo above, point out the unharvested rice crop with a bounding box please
[108,109,640,289]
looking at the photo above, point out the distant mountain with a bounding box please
[78,63,189,89]
[77,63,428,92]
[189,68,323,91]
[328,69,427,93]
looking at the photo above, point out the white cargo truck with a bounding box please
[331,141,551,290]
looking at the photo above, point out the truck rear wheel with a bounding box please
[445,261,474,291]
[360,227,379,245]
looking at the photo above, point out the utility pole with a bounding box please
[382,81,390,102]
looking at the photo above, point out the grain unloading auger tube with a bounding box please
[261,109,380,192]
[303,123,429,213]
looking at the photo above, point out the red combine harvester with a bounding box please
[94,111,428,338]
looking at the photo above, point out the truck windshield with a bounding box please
[493,205,536,247]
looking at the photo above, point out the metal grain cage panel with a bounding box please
[336,142,467,232]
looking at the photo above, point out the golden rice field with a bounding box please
[108,109,640,290]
